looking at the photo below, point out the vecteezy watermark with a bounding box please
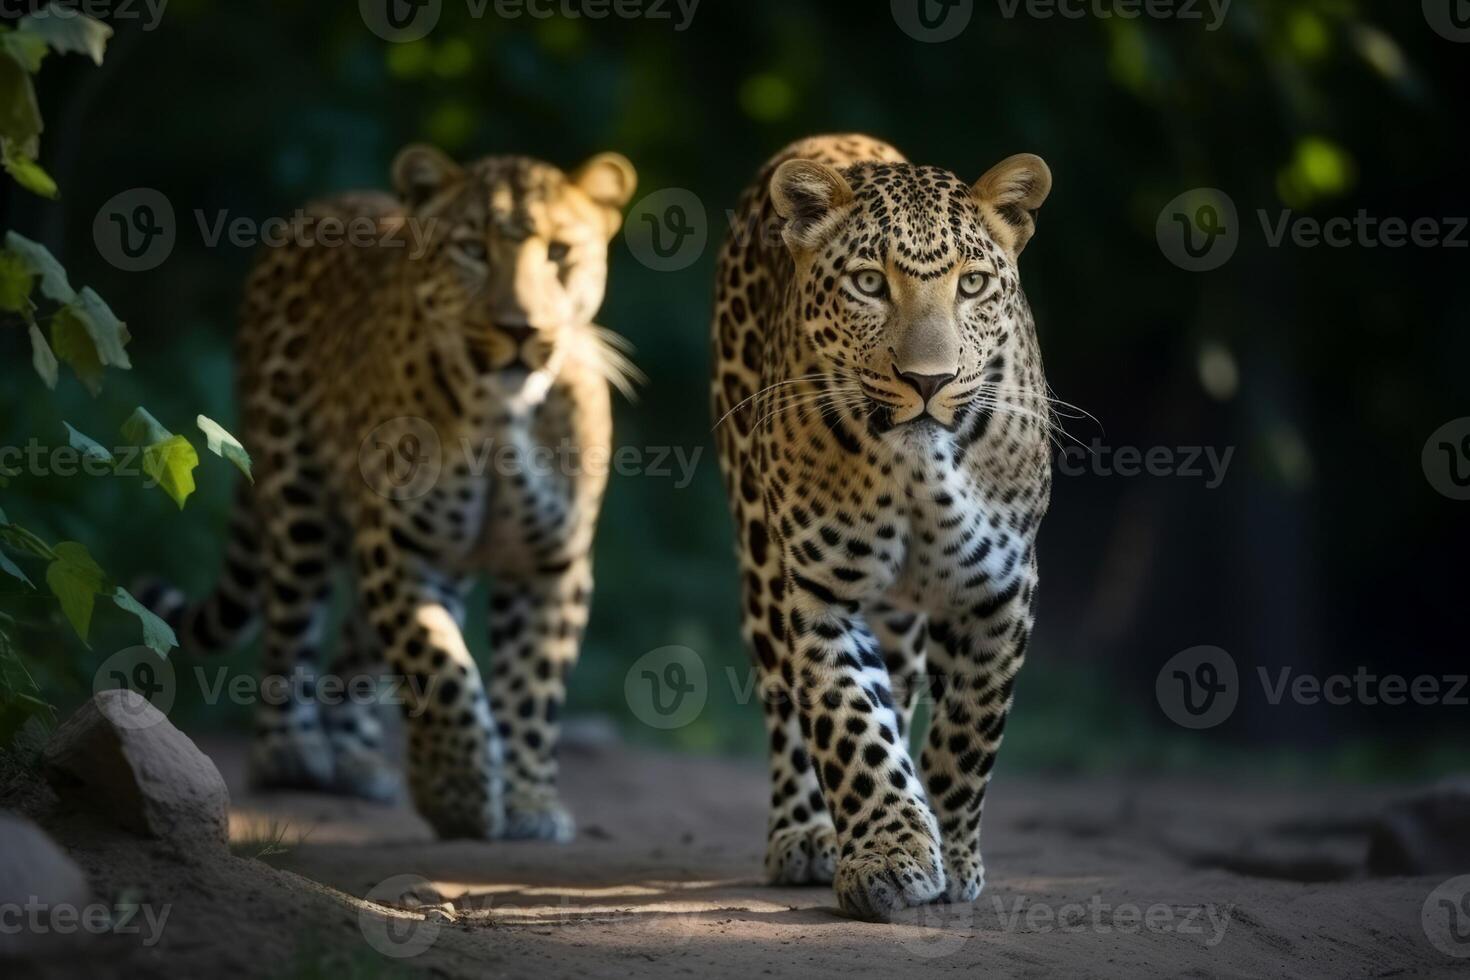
[1054,442,1234,489]
[1158,188,1469,271]
[624,645,707,729]
[0,438,177,487]
[623,188,709,272]
[359,417,704,501]
[96,651,471,729]
[1258,211,1468,250]
[360,874,442,959]
[891,0,975,43]
[0,897,171,948]
[359,0,700,43]
[994,0,1230,31]
[1423,418,1470,501]
[992,894,1232,945]
[1423,0,1470,43]
[1156,646,1470,730]
[93,189,439,273]
[2,0,169,30]
[1423,875,1470,958]
[1156,188,1239,272]
[1156,645,1239,730]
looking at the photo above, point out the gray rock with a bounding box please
[43,690,230,847]
[1368,778,1470,876]
[0,812,92,959]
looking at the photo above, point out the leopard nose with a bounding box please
[898,370,957,405]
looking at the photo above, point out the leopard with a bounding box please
[139,144,639,841]
[710,134,1055,920]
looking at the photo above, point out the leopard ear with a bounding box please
[572,152,638,237]
[973,154,1052,256]
[392,144,463,210]
[771,159,854,253]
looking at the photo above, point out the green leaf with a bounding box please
[123,409,198,508]
[28,321,57,389]
[2,142,56,199]
[111,587,176,657]
[0,49,42,148]
[0,630,56,744]
[0,547,31,588]
[142,435,198,510]
[62,421,113,466]
[50,305,102,394]
[4,232,73,304]
[0,522,55,561]
[70,287,131,369]
[44,541,107,644]
[1,29,50,73]
[0,249,32,310]
[197,415,253,483]
[19,11,112,67]
[121,406,172,447]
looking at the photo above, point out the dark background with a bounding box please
[3,0,1466,779]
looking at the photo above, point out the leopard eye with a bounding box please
[547,241,571,264]
[959,271,992,299]
[851,270,888,299]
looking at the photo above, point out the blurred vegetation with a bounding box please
[0,0,1465,780]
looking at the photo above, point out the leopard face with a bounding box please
[770,155,1051,432]
[392,146,637,392]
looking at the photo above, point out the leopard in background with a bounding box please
[141,145,639,841]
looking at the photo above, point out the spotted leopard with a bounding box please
[710,134,1054,919]
[141,145,639,841]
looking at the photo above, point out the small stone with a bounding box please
[1368,778,1470,876]
[0,812,92,959]
[43,690,230,847]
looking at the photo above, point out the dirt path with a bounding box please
[189,733,1459,978]
[13,728,1465,978]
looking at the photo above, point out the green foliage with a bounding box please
[123,408,200,509]
[198,415,254,483]
[0,6,233,747]
[44,541,105,644]
[0,9,111,201]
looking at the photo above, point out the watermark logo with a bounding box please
[7,1,170,32]
[993,0,1230,30]
[0,896,171,947]
[892,0,974,42]
[624,188,708,272]
[1423,418,1470,501]
[624,645,706,729]
[93,188,176,273]
[92,646,176,729]
[1423,875,1470,958]
[1424,0,1470,42]
[1156,645,1238,729]
[360,874,442,958]
[993,894,1231,945]
[888,899,976,958]
[1055,442,1234,488]
[360,0,443,42]
[359,416,443,501]
[1157,189,1238,272]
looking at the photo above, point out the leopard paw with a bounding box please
[766,823,839,885]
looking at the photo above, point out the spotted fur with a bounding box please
[710,135,1054,920]
[141,146,638,840]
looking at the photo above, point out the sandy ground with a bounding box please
[10,728,1468,978]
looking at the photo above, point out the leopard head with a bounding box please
[770,153,1051,431]
[391,145,637,386]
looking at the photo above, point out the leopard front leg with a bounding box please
[921,574,1036,904]
[486,555,592,842]
[784,583,945,920]
[355,532,504,839]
